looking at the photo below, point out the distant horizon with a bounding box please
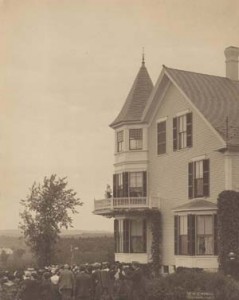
[0,228,113,233]
[1,0,238,232]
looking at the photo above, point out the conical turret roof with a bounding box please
[110,61,153,128]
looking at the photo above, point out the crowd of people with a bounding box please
[0,261,153,300]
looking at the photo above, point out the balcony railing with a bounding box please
[94,197,160,214]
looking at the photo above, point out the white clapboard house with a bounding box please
[94,47,239,272]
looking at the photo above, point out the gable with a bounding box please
[149,82,225,152]
[164,67,239,146]
[143,66,239,147]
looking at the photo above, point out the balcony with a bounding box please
[93,196,160,215]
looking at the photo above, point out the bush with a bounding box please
[146,277,186,300]
[145,270,239,300]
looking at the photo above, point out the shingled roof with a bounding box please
[110,61,153,128]
[164,66,239,146]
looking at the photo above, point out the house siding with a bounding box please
[231,154,239,191]
[148,83,225,267]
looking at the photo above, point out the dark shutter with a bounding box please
[186,112,193,148]
[114,219,119,252]
[203,159,210,197]
[174,215,180,255]
[123,219,130,253]
[214,214,218,255]
[157,121,166,154]
[173,117,178,151]
[143,171,147,197]
[143,219,147,252]
[113,174,116,198]
[188,214,195,255]
[188,162,194,199]
[123,172,129,197]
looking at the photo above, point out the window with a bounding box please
[114,219,147,253]
[113,172,147,198]
[196,215,214,255]
[173,112,192,151]
[129,172,143,197]
[175,214,217,256]
[157,121,166,154]
[116,173,123,197]
[188,159,210,199]
[117,131,124,152]
[179,216,188,255]
[129,129,143,150]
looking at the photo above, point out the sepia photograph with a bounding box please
[0,0,239,299]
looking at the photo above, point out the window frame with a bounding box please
[114,219,147,254]
[129,128,143,150]
[175,214,217,256]
[188,159,210,199]
[113,171,147,198]
[117,130,124,152]
[173,112,193,151]
[129,172,144,197]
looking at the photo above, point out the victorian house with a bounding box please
[94,47,239,272]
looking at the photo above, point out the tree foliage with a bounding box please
[19,175,82,267]
[217,190,239,276]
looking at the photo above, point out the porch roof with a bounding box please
[173,199,217,212]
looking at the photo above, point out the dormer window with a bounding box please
[173,112,192,151]
[117,130,124,152]
[129,129,143,150]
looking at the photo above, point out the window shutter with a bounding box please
[143,171,147,197]
[143,219,147,252]
[157,121,166,154]
[113,174,116,198]
[203,159,210,197]
[123,219,130,253]
[114,219,119,252]
[186,112,193,147]
[174,215,180,255]
[123,172,129,197]
[214,214,218,255]
[188,162,194,199]
[173,117,178,151]
[188,214,195,255]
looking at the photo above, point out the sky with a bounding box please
[0,0,239,231]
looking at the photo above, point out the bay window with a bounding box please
[113,171,147,198]
[117,131,124,152]
[114,219,147,253]
[129,129,143,150]
[175,214,217,256]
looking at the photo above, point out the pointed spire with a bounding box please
[110,53,153,128]
[142,47,145,66]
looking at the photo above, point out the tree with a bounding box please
[218,190,239,277]
[19,175,83,267]
[13,248,25,260]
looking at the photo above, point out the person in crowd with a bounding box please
[18,271,40,300]
[0,273,18,300]
[100,287,112,300]
[58,264,74,300]
[74,265,92,300]
[91,263,101,300]
[51,269,61,300]
[41,271,55,300]
[128,262,146,300]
